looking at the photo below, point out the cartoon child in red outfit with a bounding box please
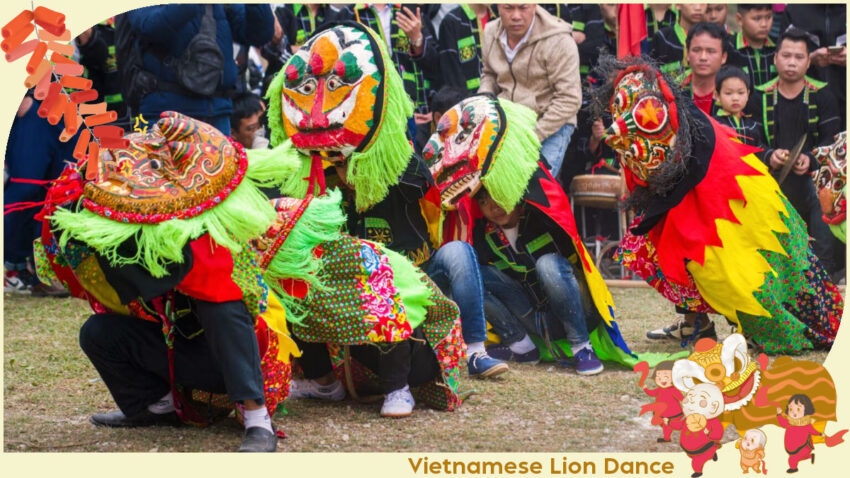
[776,394,848,473]
[643,360,684,442]
[672,383,725,478]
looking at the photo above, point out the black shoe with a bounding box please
[811,453,815,464]
[713,452,718,461]
[30,282,70,298]
[238,427,277,452]
[657,437,671,443]
[90,409,180,428]
[787,468,798,474]
[691,473,702,478]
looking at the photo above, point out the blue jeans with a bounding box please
[425,241,488,344]
[481,253,597,346]
[539,123,575,178]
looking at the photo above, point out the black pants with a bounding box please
[79,299,265,417]
[294,329,441,394]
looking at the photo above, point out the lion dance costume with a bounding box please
[422,93,664,367]
[33,113,295,425]
[595,60,842,354]
[247,22,465,409]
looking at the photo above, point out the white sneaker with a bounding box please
[287,378,345,401]
[4,274,30,293]
[380,386,414,418]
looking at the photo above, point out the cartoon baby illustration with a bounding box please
[735,428,767,474]
[642,360,684,443]
[672,383,725,478]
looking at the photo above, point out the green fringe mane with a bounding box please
[264,189,346,324]
[262,26,414,211]
[50,175,275,278]
[246,141,314,198]
[483,99,542,213]
[345,52,414,211]
[265,69,287,148]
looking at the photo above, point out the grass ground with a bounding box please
[3,288,828,453]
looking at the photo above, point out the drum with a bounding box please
[569,174,624,209]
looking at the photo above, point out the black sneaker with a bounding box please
[646,317,716,343]
[239,426,277,452]
[90,409,180,428]
[485,344,541,364]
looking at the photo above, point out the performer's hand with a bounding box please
[572,31,586,44]
[78,28,93,46]
[770,149,789,170]
[811,47,830,68]
[272,17,283,45]
[663,417,669,425]
[793,154,811,175]
[414,112,433,125]
[829,46,847,67]
[396,7,423,51]
[588,118,605,153]
[776,406,782,414]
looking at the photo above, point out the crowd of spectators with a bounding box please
[6,3,847,296]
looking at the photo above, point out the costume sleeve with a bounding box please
[777,413,789,428]
[478,24,498,94]
[534,32,581,140]
[649,30,666,64]
[77,25,109,69]
[807,424,822,437]
[673,388,684,401]
[276,6,297,48]
[644,387,659,397]
[396,155,436,203]
[227,4,274,47]
[816,88,842,147]
[127,4,201,43]
[438,15,467,91]
[756,449,765,459]
[411,15,440,81]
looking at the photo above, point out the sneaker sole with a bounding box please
[471,362,509,378]
[380,411,413,418]
[576,365,604,376]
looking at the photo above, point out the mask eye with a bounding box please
[833,177,845,190]
[818,169,832,188]
[296,78,317,95]
[150,159,162,170]
[327,75,341,91]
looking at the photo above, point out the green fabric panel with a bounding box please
[529,330,688,367]
[384,246,434,330]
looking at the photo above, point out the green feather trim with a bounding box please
[483,99,542,213]
[50,176,275,278]
[384,246,433,330]
[265,70,287,148]
[264,189,346,324]
[246,142,313,198]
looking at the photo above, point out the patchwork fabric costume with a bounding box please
[423,94,660,367]
[33,113,296,424]
[599,62,842,354]
[251,190,466,409]
[247,22,466,409]
[812,131,847,243]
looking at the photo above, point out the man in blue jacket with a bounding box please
[126,4,274,134]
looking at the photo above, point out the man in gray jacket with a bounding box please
[479,4,581,177]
